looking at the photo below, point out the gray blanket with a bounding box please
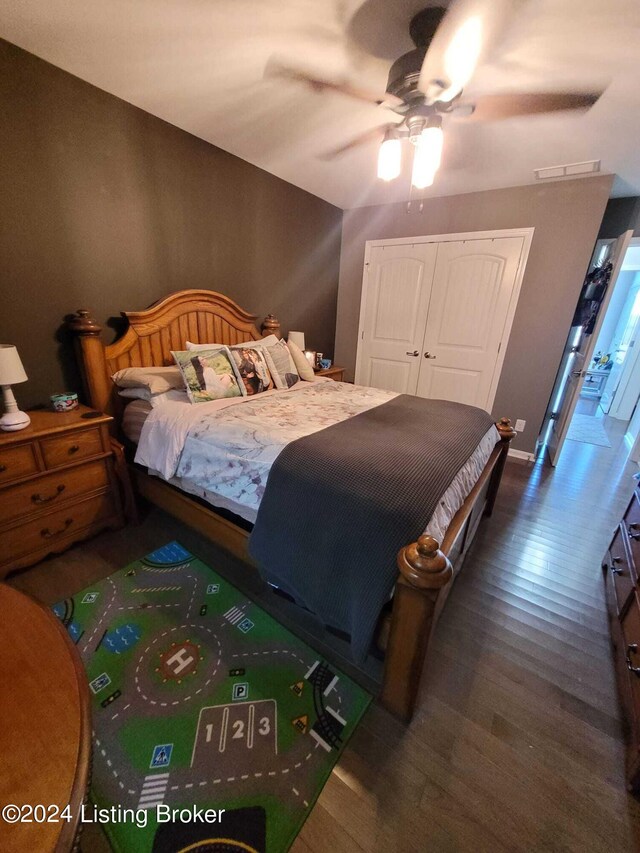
[248,395,495,662]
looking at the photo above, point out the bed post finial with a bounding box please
[260,313,282,339]
[68,309,102,336]
[497,416,516,442]
[67,309,112,415]
[397,534,453,589]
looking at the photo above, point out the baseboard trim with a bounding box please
[508,448,536,462]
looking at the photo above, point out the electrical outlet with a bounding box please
[515,419,526,432]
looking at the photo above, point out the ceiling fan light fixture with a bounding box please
[412,116,444,188]
[377,129,402,182]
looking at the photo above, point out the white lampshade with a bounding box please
[0,345,28,385]
[288,331,305,351]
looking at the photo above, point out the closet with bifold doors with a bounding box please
[354,229,532,413]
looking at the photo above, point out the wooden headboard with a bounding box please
[67,289,280,420]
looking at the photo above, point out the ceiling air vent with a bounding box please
[534,160,601,180]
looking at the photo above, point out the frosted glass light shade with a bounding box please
[0,345,28,385]
[377,134,401,181]
[411,124,444,189]
[288,331,305,351]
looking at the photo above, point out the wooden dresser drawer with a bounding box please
[0,493,115,566]
[0,443,39,485]
[604,525,636,615]
[40,427,104,469]
[0,460,110,526]
[624,493,640,566]
[621,600,640,748]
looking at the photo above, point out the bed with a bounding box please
[68,289,515,721]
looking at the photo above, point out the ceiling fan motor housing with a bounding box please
[386,7,446,101]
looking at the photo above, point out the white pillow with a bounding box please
[111,366,185,394]
[287,339,315,381]
[119,387,189,407]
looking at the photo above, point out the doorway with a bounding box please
[354,229,533,412]
[540,233,640,465]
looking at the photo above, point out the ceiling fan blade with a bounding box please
[265,60,402,108]
[418,0,524,103]
[319,124,398,160]
[453,91,603,121]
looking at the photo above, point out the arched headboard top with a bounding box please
[107,289,263,370]
[68,289,279,418]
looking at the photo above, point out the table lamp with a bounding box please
[287,331,305,351]
[0,345,31,431]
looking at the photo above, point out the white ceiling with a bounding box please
[2,0,640,210]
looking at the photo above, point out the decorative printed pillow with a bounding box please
[263,340,299,389]
[229,346,275,396]
[171,347,244,403]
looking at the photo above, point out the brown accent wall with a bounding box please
[0,40,343,409]
[335,176,612,453]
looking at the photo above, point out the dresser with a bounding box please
[0,406,124,577]
[603,483,640,791]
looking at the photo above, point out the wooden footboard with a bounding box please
[67,291,515,723]
[380,418,516,720]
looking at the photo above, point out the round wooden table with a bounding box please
[0,584,91,852]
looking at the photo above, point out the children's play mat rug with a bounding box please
[53,542,370,853]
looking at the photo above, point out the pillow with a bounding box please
[287,338,316,381]
[118,387,189,407]
[111,366,185,395]
[228,346,275,396]
[261,339,299,389]
[185,336,295,389]
[171,347,244,403]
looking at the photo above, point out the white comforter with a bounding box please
[135,378,499,542]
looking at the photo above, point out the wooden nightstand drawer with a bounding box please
[0,493,116,567]
[40,427,104,469]
[0,460,110,526]
[0,443,39,485]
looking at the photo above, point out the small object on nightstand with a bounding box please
[319,358,332,370]
[0,345,30,432]
[51,392,79,412]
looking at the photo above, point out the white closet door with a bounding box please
[416,237,524,410]
[355,243,437,394]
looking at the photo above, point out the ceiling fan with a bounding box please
[267,0,604,189]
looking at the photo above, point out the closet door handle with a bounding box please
[424,352,436,359]
[406,350,419,357]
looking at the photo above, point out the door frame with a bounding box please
[546,229,634,465]
[354,227,535,412]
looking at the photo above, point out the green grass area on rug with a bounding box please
[53,541,371,853]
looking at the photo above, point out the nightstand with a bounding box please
[0,405,124,577]
[314,366,345,382]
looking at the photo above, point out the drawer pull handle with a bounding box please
[41,518,73,539]
[627,644,640,677]
[609,556,625,575]
[0,464,6,473]
[32,485,66,505]
[68,444,80,455]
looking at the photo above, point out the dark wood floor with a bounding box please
[8,424,640,852]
